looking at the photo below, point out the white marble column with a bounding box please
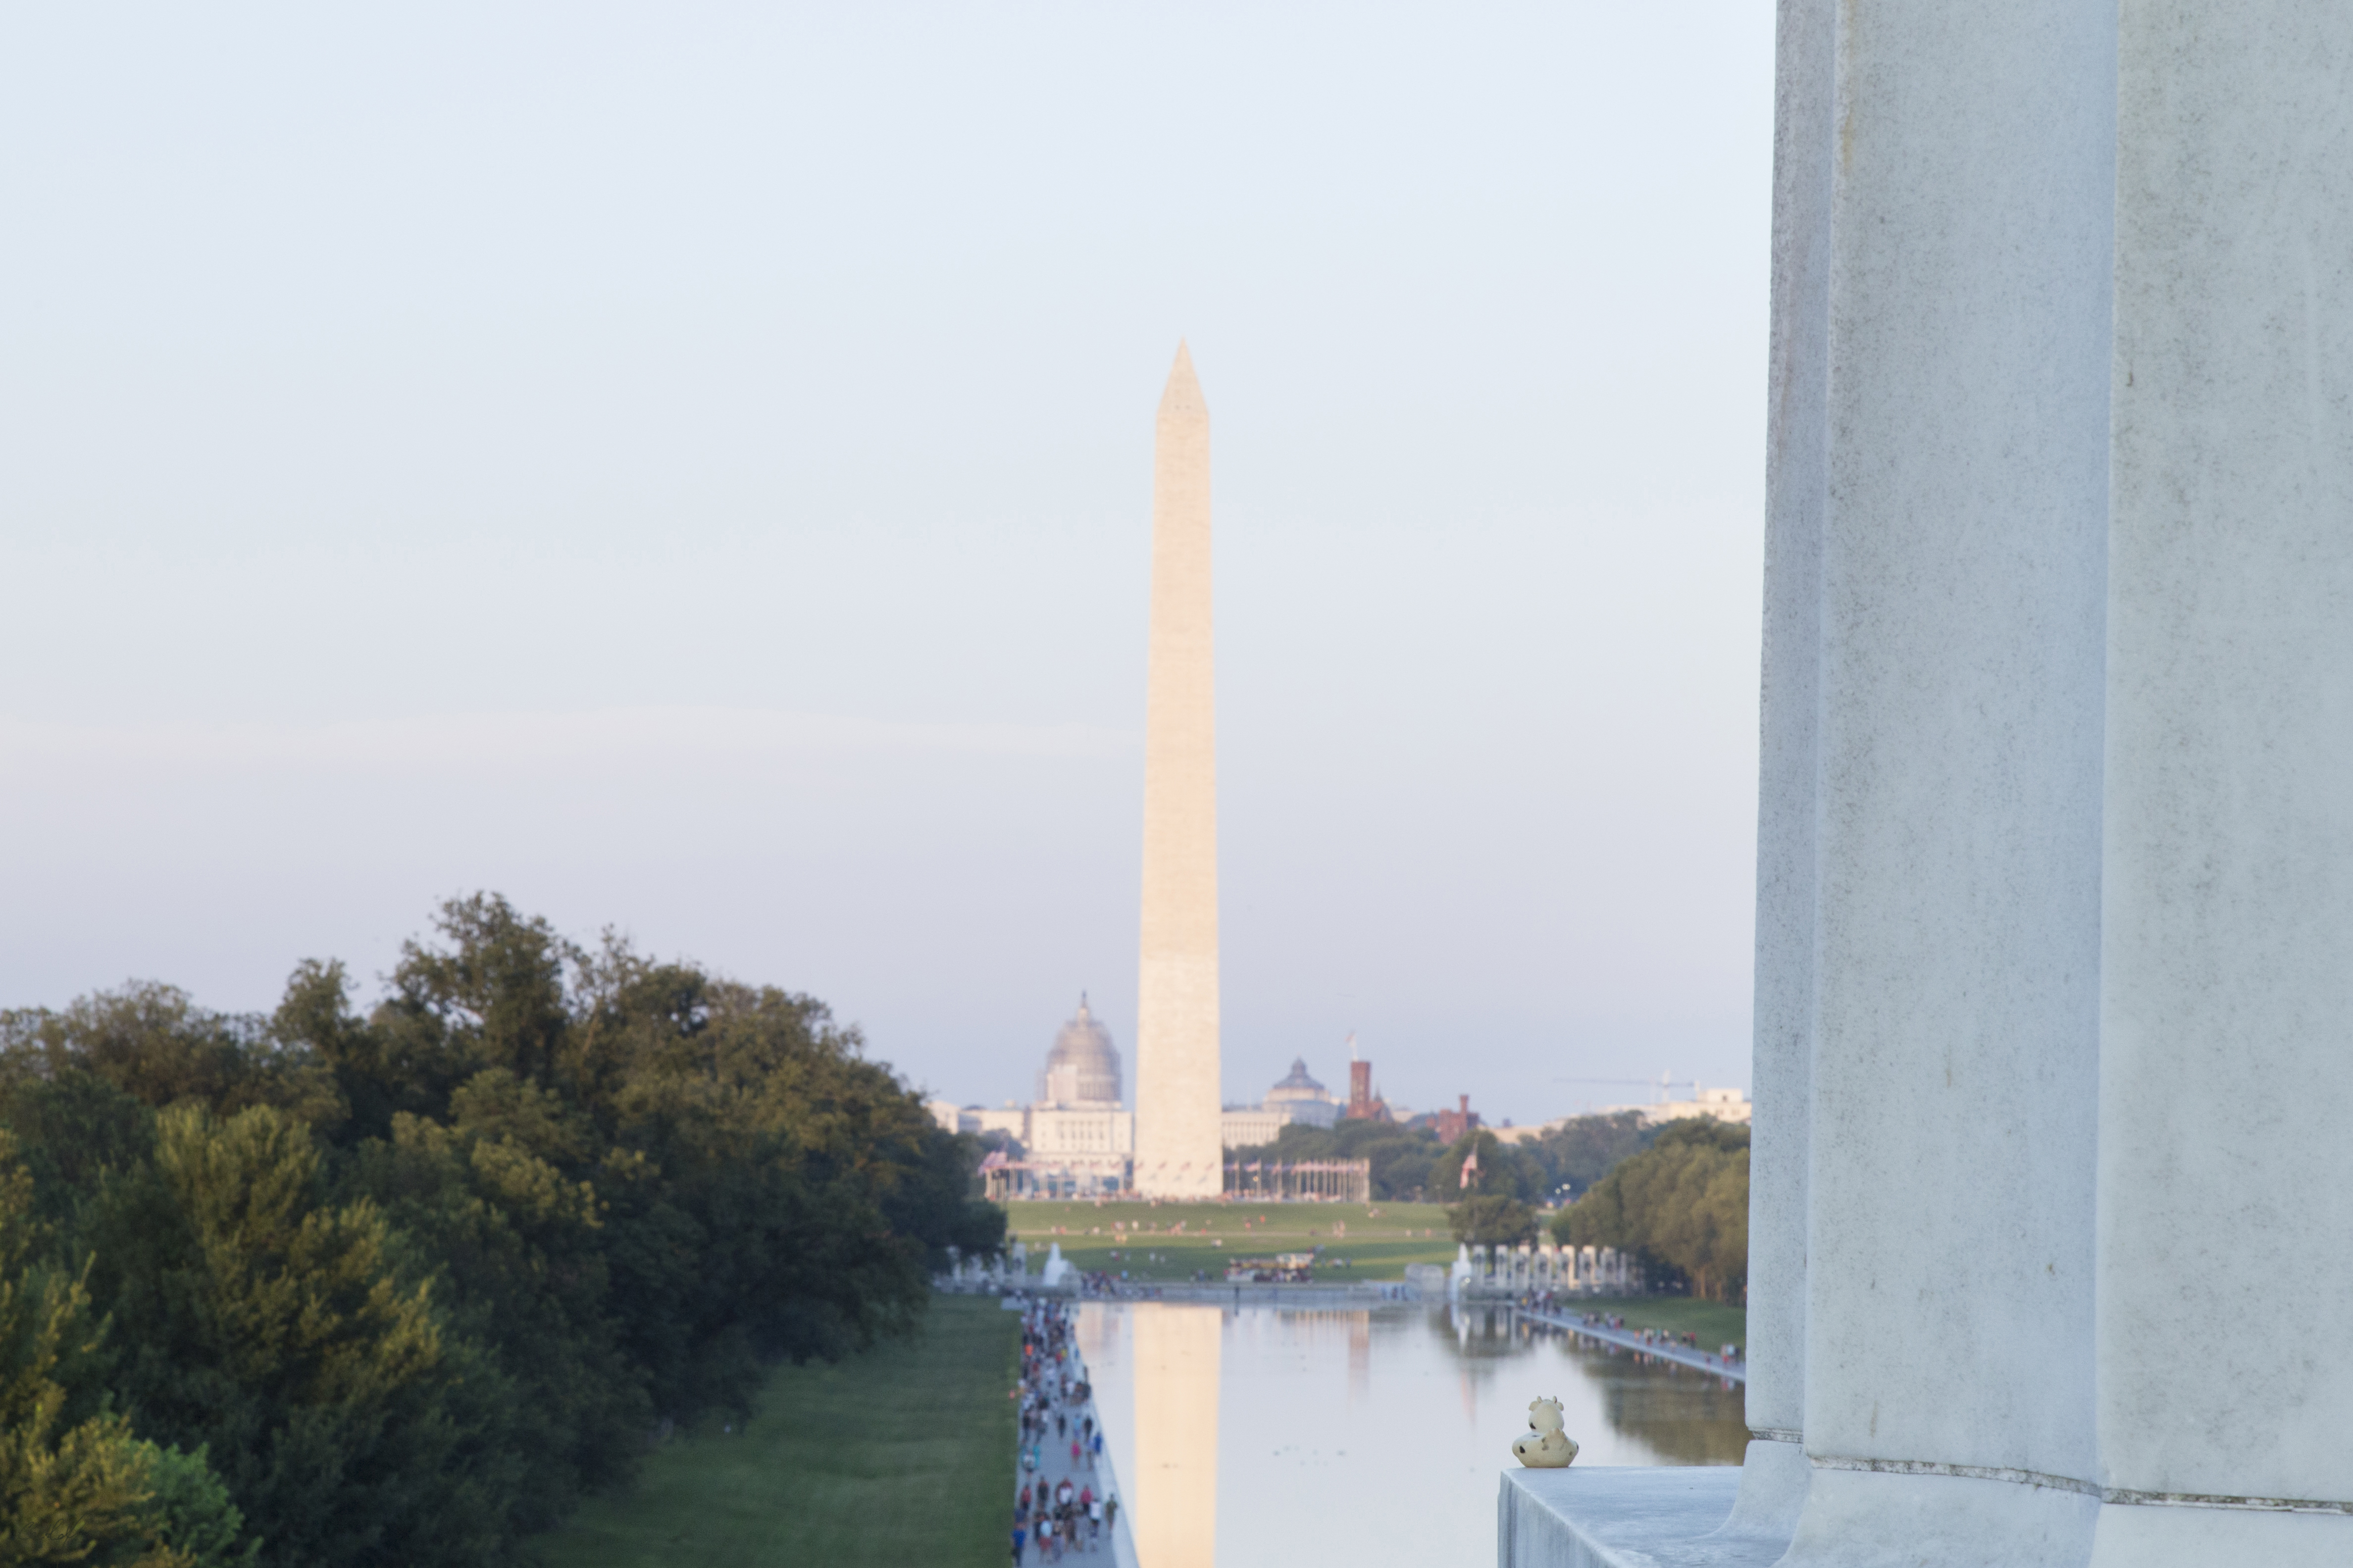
[2092,5,2353,1561]
[1508,9,2353,1568]
[1788,1,2114,1562]
[1723,0,1832,1539]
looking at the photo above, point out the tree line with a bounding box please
[1552,1118,1748,1301]
[1230,1107,1653,1207]
[1428,1116,1750,1305]
[0,895,1002,1566]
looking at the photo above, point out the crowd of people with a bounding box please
[1008,1299,1116,1564]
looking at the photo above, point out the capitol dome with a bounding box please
[1038,995,1122,1106]
[1265,1058,1331,1105]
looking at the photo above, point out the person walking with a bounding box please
[1011,1524,1026,1566]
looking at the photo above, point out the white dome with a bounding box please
[1038,995,1122,1106]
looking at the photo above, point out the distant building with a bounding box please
[1345,1058,1391,1122]
[1633,1086,1751,1126]
[1219,1057,1341,1148]
[1024,998,1132,1193]
[1037,994,1123,1107]
[1432,1093,1480,1145]
[971,1104,1025,1136]
[1509,1086,1754,1139]
[982,998,1135,1196]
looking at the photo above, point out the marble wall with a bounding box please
[1722,4,2353,1565]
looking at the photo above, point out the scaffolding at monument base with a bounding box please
[1223,1158,1372,1203]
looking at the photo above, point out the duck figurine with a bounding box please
[1511,1396,1579,1468]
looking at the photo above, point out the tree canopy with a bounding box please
[1522,1111,1651,1202]
[1551,1118,1749,1301]
[0,894,1002,1565]
[1226,1117,1443,1202]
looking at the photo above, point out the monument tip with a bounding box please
[1159,339,1206,421]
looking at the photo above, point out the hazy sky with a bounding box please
[0,4,1774,1124]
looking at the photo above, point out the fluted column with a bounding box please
[1785,2,2113,1562]
[2091,6,2353,1561]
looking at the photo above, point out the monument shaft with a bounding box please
[1134,344,1221,1200]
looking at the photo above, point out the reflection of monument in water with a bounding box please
[1133,344,1224,1199]
[1131,1304,1219,1568]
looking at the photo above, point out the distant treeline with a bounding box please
[1272,1113,1750,1304]
[0,895,1003,1567]
[1555,1119,1749,1302]
[1232,1108,1653,1207]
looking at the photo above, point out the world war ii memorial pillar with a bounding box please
[1502,4,2353,1565]
[1133,344,1224,1200]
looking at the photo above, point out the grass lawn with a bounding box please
[535,1295,1020,1568]
[1566,1295,1749,1356]
[1003,1197,1462,1281]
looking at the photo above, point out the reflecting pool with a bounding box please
[1077,1302,1746,1568]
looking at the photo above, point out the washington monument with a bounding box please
[1133,343,1222,1199]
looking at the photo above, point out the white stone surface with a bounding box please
[1785,1469,2096,1568]
[1802,0,2114,1549]
[1498,1467,1772,1568]
[1740,0,1829,1493]
[1133,344,1223,1200]
[2091,2,2353,1556]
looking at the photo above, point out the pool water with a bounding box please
[1077,1301,1746,1568]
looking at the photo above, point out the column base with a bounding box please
[1782,1467,2097,1568]
[2088,1499,2353,1568]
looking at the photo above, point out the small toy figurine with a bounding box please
[1511,1396,1580,1468]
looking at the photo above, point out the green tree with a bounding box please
[0,893,994,1561]
[1228,1118,1441,1202]
[135,1445,256,1568]
[0,1130,191,1567]
[83,1105,510,1566]
[1428,1130,1547,1205]
[1552,1119,1750,1300]
[1446,1194,1538,1246]
[0,988,343,1134]
[342,1078,646,1528]
[1525,1111,1652,1201]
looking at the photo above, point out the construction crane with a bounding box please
[1550,1072,1697,1105]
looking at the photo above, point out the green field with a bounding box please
[536,1295,1019,1568]
[1005,1197,1462,1281]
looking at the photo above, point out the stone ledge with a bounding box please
[1499,1467,1779,1568]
